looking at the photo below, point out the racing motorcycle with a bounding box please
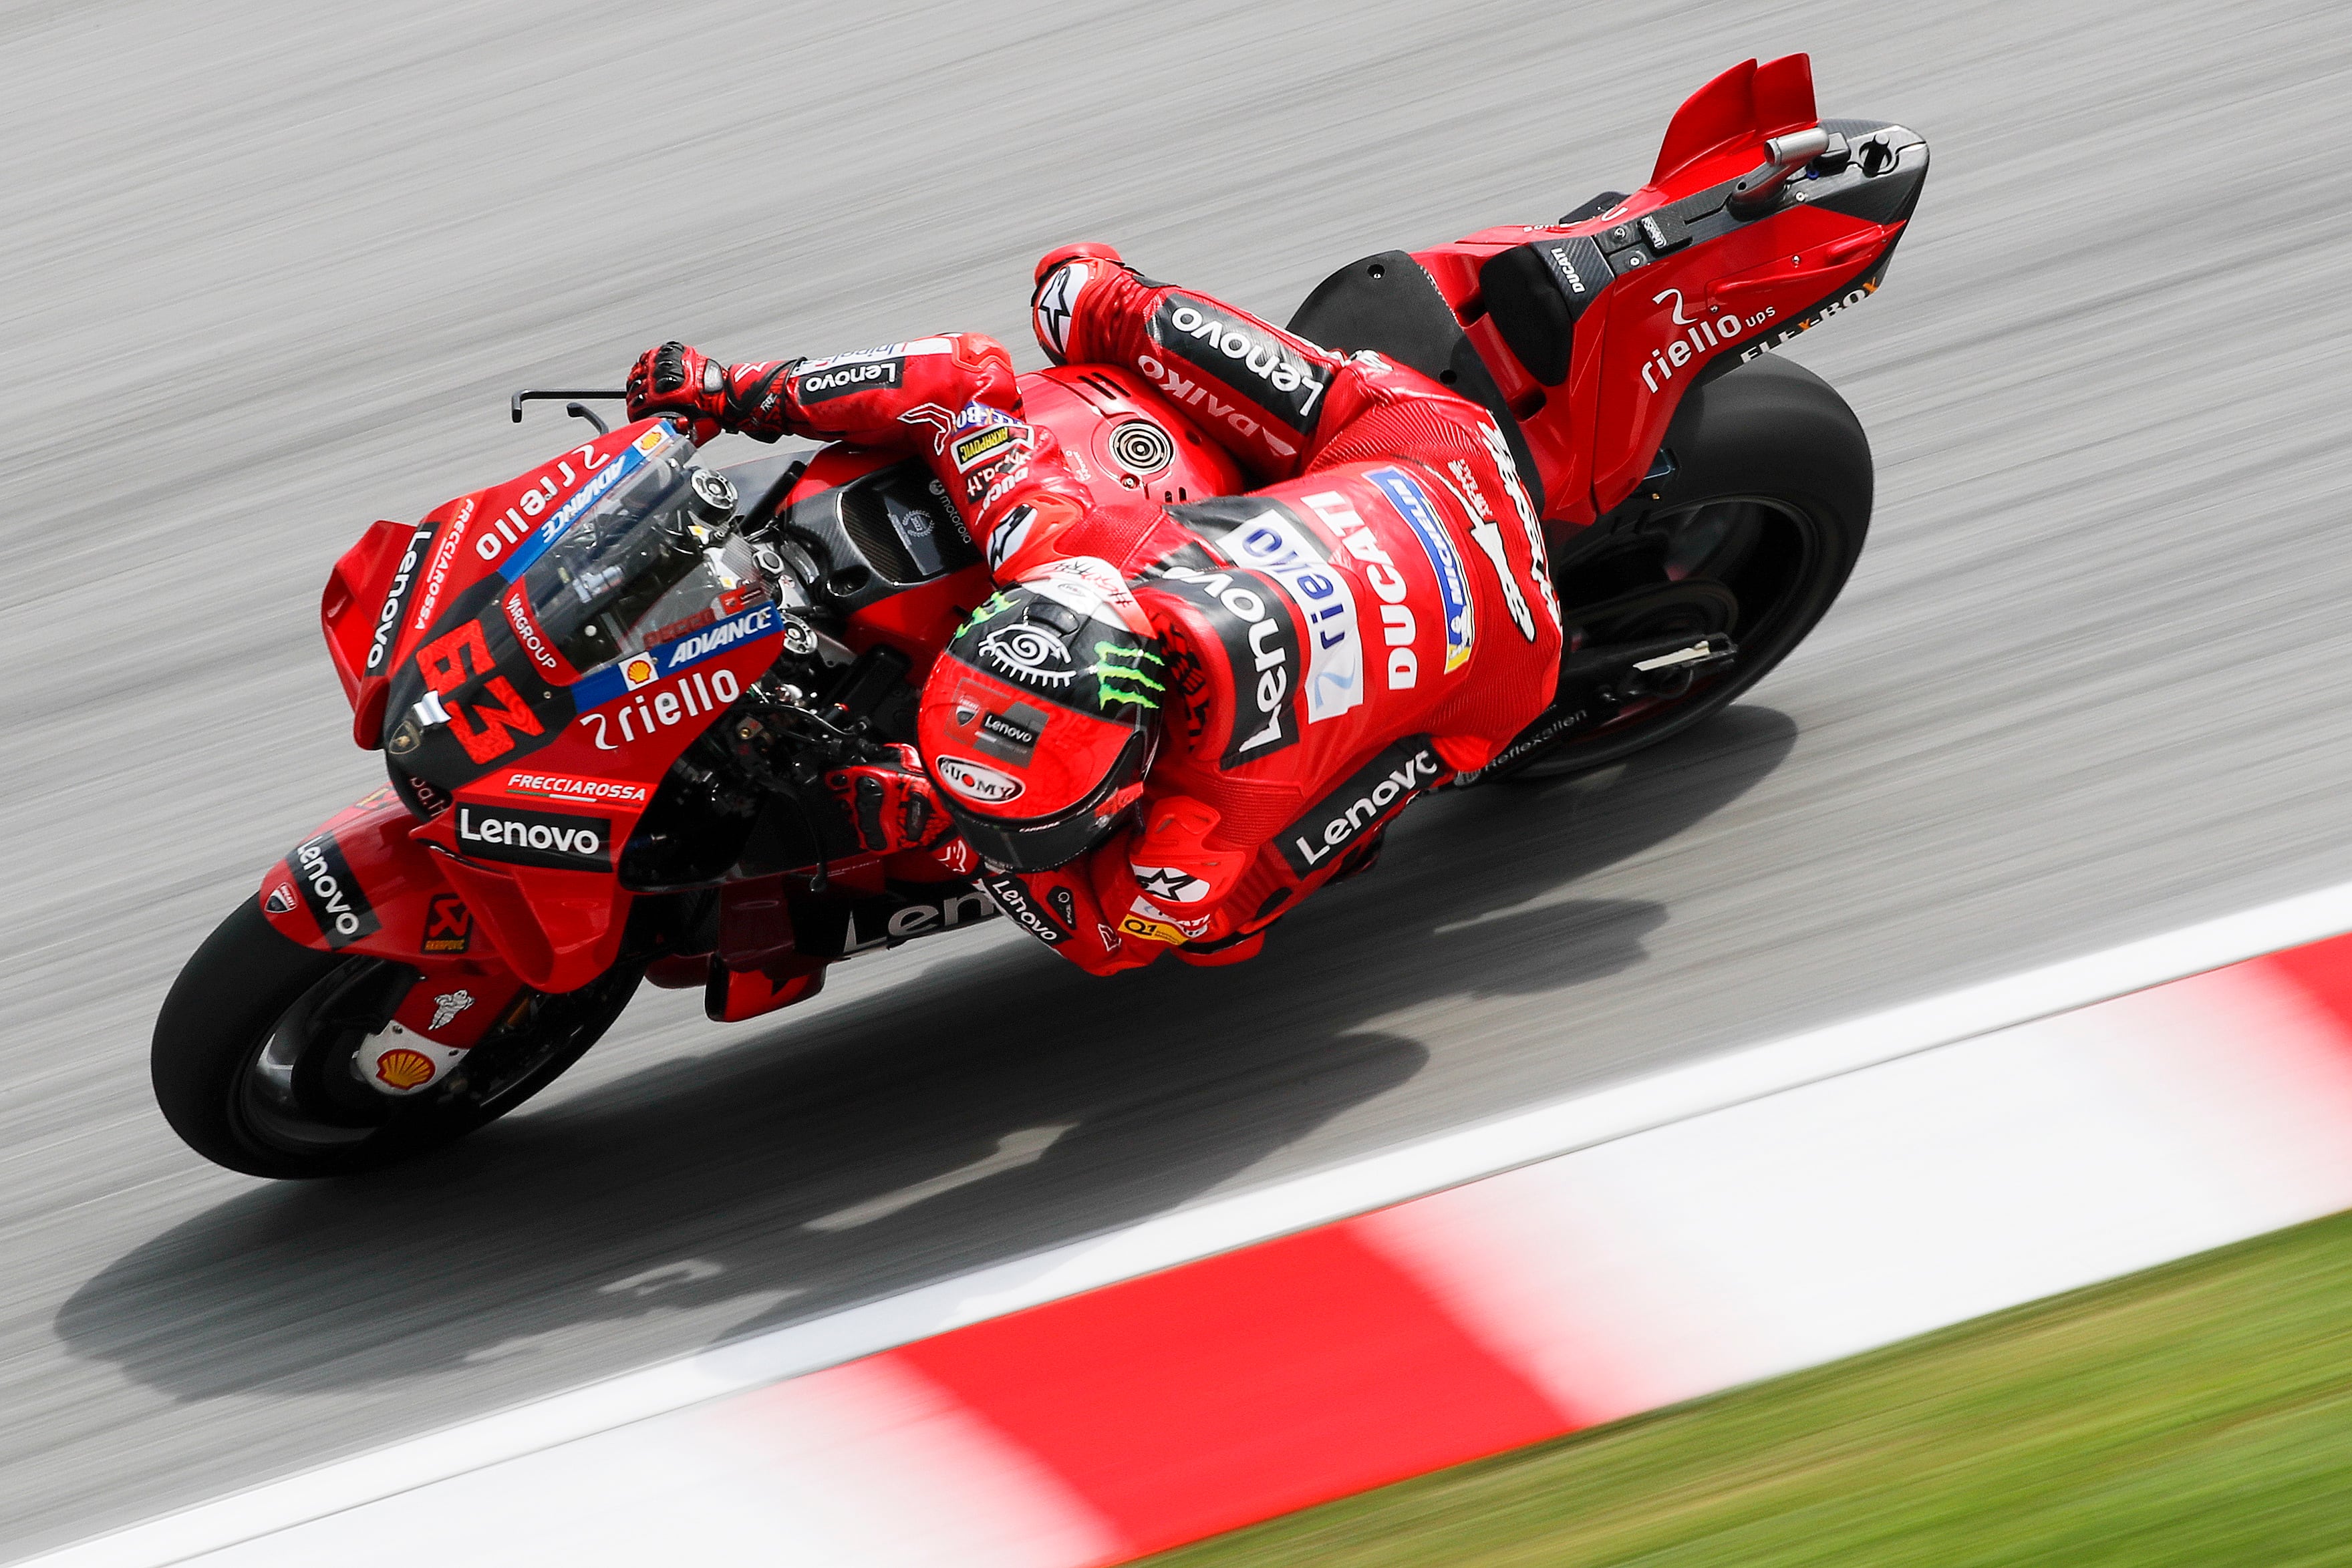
[154,55,1926,1176]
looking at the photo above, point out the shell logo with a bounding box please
[620,654,660,689]
[374,1048,437,1091]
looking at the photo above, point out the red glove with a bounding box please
[625,341,724,422]
[829,744,951,855]
[624,342,798,436]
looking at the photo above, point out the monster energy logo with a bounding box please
[1090,643,1167,710]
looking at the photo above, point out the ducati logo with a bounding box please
[896,402,958,454]
[263,883,297,915]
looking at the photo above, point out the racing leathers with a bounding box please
[629,244,1563,974]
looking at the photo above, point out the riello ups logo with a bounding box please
[454,802,613,871]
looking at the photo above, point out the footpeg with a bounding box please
[1626,636,1735,695]
[1564,631,1737,705]
[1456,632,1739,785]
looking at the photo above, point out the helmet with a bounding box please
[917,557,1169,871]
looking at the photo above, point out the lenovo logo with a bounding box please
[454,804,612,871]
[1279,738,1441,875]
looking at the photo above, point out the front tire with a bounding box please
[1504,353,1872,780]
[152,900,639,1179]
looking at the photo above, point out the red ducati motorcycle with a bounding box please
[155,56,1926,1176]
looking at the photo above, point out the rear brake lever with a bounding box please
[509,388,629,426]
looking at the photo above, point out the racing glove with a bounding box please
[624,341,798,436]
[827,744,952,856]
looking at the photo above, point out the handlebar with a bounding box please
[509,388,629,425]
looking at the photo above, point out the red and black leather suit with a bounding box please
[633,245,1563,974]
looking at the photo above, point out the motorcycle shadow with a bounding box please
[55,706,1797,1404]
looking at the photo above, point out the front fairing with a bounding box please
[369,420,793,974]
[378,420,787,796]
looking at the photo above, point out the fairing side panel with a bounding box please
[321,518,414,734]
[257,785,632,995]
[259,788,511,977]
[1580,206,1902,510]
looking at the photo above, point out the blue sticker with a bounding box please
[571,602,777,713]
[1366,467,1475,672]
[498,437,657,582]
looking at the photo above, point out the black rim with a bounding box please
[1517,496,1829,777]
[229,960,634,1162]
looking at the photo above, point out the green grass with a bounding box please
[1153,1210,2352,1567]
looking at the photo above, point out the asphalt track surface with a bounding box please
[4,0,2349,1555]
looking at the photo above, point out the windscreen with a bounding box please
[517,438,778,679]
[382,422,806,791]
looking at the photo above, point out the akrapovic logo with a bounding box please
[289,832,380,949]
[1280,737,1441,875]
[455,804,612,871]
[953,424,1019,472]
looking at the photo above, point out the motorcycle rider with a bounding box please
[626,244,1562,974]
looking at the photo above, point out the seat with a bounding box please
[1284,251,1544,515]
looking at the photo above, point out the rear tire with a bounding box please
[152,900,639,1179]
[1504,353,1872,780]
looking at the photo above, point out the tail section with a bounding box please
[1650,54,1819,193]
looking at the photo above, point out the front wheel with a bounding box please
[152,900,640,1179]
[1502,353,1872,780]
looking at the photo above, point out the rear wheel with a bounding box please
[1503,354,1872,780]
[152,900,640,1179]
